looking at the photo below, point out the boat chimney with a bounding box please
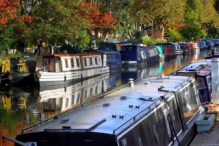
[128,78,134,87]
[211,56,219,104]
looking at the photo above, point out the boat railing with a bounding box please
[2,135,26,146]
[113,98,159,135]
[21,78,142,134]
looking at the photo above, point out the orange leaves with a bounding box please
[79,2,116,29]
[0,0,36,26]
[0,0,19,25]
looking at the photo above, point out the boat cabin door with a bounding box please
[43,57,55,72]
[196,77,211,103]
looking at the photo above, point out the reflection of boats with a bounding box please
[0,56,36,86]
[121,62,163,82]
[34,51,109,86]
[15,75,203,146]
[37,73,110,112]
[0,86,38,110]
[170,59,211,103]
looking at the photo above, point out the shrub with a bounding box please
[168,29,185,42]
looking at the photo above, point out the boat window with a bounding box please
[90,58,92,65]
[65,59,68,68]
[108,54,112,59]
[141,51,146,59]
[148,49,156,57]
[95,57,98,65]
[49,58,55,72]
[65,98,69,108]
[71,59,74,67]
[77,93,80,103]
[84,90,87,99]
[43,58,49,71]
[71,95,75,105]
[84,58,87,66]
[95,86,98,94]
[76,58,80,67]
[90,88,93,96]
[197,78,205,88]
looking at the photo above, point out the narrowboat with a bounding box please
[179,42,189,52]
[99,40,140,52]
[120,45,160,67]
[0,56,36,86]
[203,39,214,48]
[173,43,183,55]
[194,42,200,52]
[90,49,122,70]
[14,75,203,146]
[213,39,219,46]
[188,42,196,52]
[155,42,176,56]
[198,40,207,50]
[34,51,109,86]
[170,59,212,103]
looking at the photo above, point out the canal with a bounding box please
[0,49,213,146]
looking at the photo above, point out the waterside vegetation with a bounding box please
[1,0,219,53]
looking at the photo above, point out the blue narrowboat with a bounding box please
[170,60,212,103]
[203,39,214,48]
[120,45,160,67]
[98,41,139,69]
[213,39,219,46]
[198,40,207,50]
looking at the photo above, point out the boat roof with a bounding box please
[171,59,211,76]
[41,52,101,57]
[23,76,194,135]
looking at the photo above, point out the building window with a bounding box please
[90,58,92,65]
[65,59,68,68]
[84,58,87,66]
[76,58,80,67]
[71,59,74,67]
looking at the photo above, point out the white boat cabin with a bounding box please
[35,52,104,72]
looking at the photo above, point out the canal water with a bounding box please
[0,50,213,146]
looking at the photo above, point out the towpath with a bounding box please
[190,121,219,146]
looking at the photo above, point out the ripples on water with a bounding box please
[0,49,213,145]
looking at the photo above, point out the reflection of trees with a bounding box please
[0,103,39,143]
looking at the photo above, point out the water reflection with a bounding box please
[0,49,212,146]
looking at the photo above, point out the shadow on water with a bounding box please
[0,49,213,145]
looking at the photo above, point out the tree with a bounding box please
[0,0,34,51]
[128,0,186,39]
[79,2,116,43]
[201,0,219,37]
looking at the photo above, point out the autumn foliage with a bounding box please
[79,2,116,30]
[0,0,35,26]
